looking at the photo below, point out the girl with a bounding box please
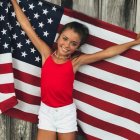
[11,0,140,140]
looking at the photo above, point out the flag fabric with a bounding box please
[0,0,140,139]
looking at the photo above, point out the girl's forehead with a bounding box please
[61,28,81,40]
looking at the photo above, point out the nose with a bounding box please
[64,41,70,48]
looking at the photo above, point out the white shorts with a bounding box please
[38,102,78,133]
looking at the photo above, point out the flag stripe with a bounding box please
[4,108,38,123]
[74,90,140,123]
[13,100,39,115]
[14,69,40,86]
[75,73,140,103]
[77,110,140,140]
[0,96,17,113]
[0,83,15,93]
[0,53,12,64]
[0,63,13,74]
[63,8,136,39]
[15,89,41,105]
[77,120,128,140]
[90,61,140,82]
[13,58,41,77]
[78,65,140,92]
[75,100,140,134]
[14,79,40,97]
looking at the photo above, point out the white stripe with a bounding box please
[13,58,41,77]
[74,80,140,114]
[80,44,140,72]
[78,65,140,93]
[0,73,14,84]
[14,79,40,97]
[78,120,127,140]
[74,100,140,134]
[0,93,15,102]
[61,14,140,51]
[0,53,12,64]
[14,100,39,115]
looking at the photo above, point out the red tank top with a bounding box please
[41,55,75,107]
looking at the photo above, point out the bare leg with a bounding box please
[37,129,56,140]
[58,132,76,140]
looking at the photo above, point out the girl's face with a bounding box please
[56,28,81,56]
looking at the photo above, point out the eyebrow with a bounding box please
[62,35,80,44]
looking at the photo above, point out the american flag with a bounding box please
[0,0,140,139]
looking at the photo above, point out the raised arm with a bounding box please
[11,0,52,63]
[77,33,140,66]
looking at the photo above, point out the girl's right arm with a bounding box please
[11,0,52,63]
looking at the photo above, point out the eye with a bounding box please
[71,42,79,47]
[62,36,67,41]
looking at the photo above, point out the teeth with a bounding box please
[62,46,68,52]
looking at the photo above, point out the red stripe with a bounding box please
[75,72,140,103]
[0,63,13,74]
[90,60,140,82]
[0,96,18,112]
[13,69,40,86]
[64,8,136,39]
[74,90,140,123]
[0,83,15,93]
[4,108,38,123]
[15,89,41,105]
[77,110,140,140]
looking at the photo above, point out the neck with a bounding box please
[54,51,71,60]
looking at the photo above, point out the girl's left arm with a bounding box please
[77,33,140,66]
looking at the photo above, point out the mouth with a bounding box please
[61,46,69,53]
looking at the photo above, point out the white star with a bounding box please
[52,6,57,11]
[29,4,35,10]
[43,9,48,15]
[0,15,5,21]
[9,37,11,41]
[8,2,12,8]
[21,51,27,57]
[26,39,31,44]
[38,1,43,6]
[13,33,18,40]
[43,31,49,37]
[48,18,53,24]
[18,0,21,3]
[39,22,44,28]
[8,24,13,30]
[11,47,14,53]
[16,21,20,27]
[31,48,36,53]
[5,7,8,13]
[21,30,25,36]
[0,2,3,7]
[17,42,23,48]
[35,56,41,62]
[22,8,26,12]
[34,13,40,19]
[3,43,9,49]
[11,12,16,17]
[1,29,7,35]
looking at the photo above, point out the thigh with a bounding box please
[37,129,56,140]
[58,132,76,140]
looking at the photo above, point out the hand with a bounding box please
[135,32,140,44]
